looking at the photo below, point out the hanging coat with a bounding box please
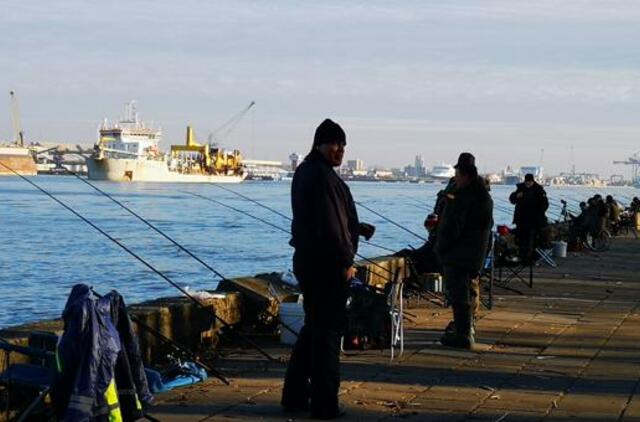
[104,290,154,420]
[52,284,122,421]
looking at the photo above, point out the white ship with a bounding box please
[430,163,455,180]
[87,102,246,183]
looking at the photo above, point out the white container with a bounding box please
[553,241,568,258]
[279,301,305,345]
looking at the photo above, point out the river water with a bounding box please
[1,175,636,328]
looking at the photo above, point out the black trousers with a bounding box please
[281,257,348,415]
[515,225,536,259]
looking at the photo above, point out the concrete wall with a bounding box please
[0,255,408,372]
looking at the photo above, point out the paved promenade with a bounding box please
[153,238,640,421]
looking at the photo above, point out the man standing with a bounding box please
[509,174,549,259]
[282,119,375,419]
[435,155,493,349]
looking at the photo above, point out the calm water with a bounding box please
[1,175,637,328]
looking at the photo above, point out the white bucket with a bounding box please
[279,301,305,345]
[553,241,568,258]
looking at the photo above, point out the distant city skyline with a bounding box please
[2,1,640,178]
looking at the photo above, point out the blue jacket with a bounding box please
[54,284,121,421]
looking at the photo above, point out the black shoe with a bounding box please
[311,403,346,420]
[445,320,456,333]
[282,400,309,413]
[440,331,474,349]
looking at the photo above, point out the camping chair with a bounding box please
[534,225,556,267]
[340,269,405,362]
[494,230,533,293]
[388,269,404,361]
[479,232,496,310]
[535,247,556,267]
[0,331,58,421]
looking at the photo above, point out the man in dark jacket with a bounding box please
[435,156,493,349]
[509,174,549,258]
[281,119,375,419]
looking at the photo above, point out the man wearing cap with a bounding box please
[282,119,375,419]
[509,174,549,259]
[435,153,493,348]
[431,153,487,335]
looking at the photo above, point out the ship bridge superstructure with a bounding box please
[96,101,162,159]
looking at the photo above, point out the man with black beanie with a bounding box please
[509,173,549,259]
[282,118,375,419]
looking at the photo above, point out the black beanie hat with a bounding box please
[313,119,346,147]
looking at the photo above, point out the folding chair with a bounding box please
[494,231,534,292]
[0,332,58,421]
[535,247,557,267]
[479,232,496,310]
[496,259,533,291]
[388,269,404,361]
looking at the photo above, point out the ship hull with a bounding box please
[87,158,245,183]
[0,147,37,176]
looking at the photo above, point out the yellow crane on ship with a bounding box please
[170,126,242,174]
[169,102,254,175]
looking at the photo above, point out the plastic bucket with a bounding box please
[279,302,305,345]
[553,241,568,258]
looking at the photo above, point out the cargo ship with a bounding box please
[0,145,37,176]
[1,91,37,176]
[87,102,246,183]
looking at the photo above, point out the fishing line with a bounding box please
[90,289,229,385]
[0,161,277,362]
[355,201,427,242]
[182,191,400,255]
[190,187,400,277]
[59,170,301,341]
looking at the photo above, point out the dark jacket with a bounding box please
[435,177,493,272]
[106,291,154,416]
[290,149,360,269]
[54,285,154,422]
[509,182,549,228]
[53,284,121,421]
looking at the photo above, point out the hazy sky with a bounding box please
[2,1,640,177]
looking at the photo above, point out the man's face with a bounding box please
[524,180,534,188]
[317,142,346,167]
[454,168,471,187]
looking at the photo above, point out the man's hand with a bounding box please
[516,192,523,199]
[344,266,357,281]
[359,222,376,240]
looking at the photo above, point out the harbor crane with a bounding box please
[613,154,640,185]
[9,90,25,147]
[207,101,255,146]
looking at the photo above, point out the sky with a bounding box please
[1,0,640,178]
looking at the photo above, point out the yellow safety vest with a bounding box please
[57,349,123,421]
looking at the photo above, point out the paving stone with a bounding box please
[143,238,640,421]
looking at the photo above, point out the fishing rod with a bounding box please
[60,169,301,341]
[181,190,396,278]
[186,189,397,280]
[0,161,278,363]
[214,184,422,251]
[399,194,433,210]
[355,201,427,242]
[89,288,229,385]
[182,191,400,255]
[206,186,399,256]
